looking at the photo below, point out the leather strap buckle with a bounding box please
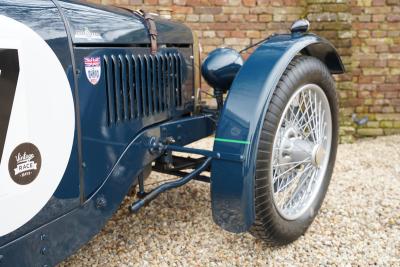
[134,9,158,55]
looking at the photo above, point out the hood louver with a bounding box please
[103,52,184,126]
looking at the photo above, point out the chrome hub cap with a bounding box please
[312,144,325,167]
[271,84,332,220]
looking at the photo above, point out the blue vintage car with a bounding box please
[0,0,344,266]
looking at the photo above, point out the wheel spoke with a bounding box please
[290,167,317,205]
[276,164,313,194]
[273,158,310,183]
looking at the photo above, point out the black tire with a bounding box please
[249,56,339,246]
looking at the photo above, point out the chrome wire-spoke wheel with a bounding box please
[271,84,332,220]
[251,56,338,245]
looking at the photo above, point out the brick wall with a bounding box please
[306,0,355,142]
[87,0,400,142]
[351,0,400,139]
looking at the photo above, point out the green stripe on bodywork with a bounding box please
[214,137,250,145]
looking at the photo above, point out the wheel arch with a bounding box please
[300,40,345,75]
[210,33,343,233]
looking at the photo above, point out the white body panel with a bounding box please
[0,16,75,236]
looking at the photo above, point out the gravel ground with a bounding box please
[60,135,400,266]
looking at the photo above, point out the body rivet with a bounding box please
[96,196,107,209]
[40,247,47,255]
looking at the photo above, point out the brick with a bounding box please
[172,6,192,13]
[229,14,244,22]
[186,14,199,21]
[372,14,385,22]
[228,0,241,5]
[362,68,389,75]
[200,38,222,45]
[172,14,186,21]
[374,60,387,67]
[283,0,298,5]
[199,14,214,22]
[210,0,228,5]
[173,0,186,4]
[244,14,258,22]
[366,121,379,128]
[216,31,231,37]
[387,0,400,5]
[340,126,357,135]
[223,6,250,14]
[376,44,389,52]
[391,45,400,53]
[352,22,379,30]
[249,6,272,14]
[372,0,385,5]
[383,128,400,135]
[388,31,400,38]
[258,14,273,22]
[357,128,384,136]
[203,31,216,38]
[246,30,260,38]
[382,106,395,113]
[388,15,400,22]
[388,60,400,67]
[214,14,229,22]
[385,91,398,98]
[364,7,391,14]
[209,22,238,30]
[390,68,400,75]
[338,12,351,21]
[376,113,400,121]
[338,31,352,39]
[128,0,143,4]
[371,30,387,38]
[224,37,250,45]
[243,0,256,6]
[231,31,246,37]
[194,7,222,14]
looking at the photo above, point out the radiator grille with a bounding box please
[103,52,184,125]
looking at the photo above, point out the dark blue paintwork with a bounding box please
[58,0,193,45]
[211,33,344,233]
[201,48,243,92]
[74,46,194,198]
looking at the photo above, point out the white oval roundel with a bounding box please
[0,15,75,236]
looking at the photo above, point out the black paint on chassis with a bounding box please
[0,49,19,164]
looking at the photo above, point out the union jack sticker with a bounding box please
[84,56,101,85]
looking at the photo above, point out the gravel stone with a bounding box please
[60,135,400,266]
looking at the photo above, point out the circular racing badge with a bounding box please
[8,143,42,185]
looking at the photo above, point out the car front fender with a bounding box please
[211,33,344,233]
